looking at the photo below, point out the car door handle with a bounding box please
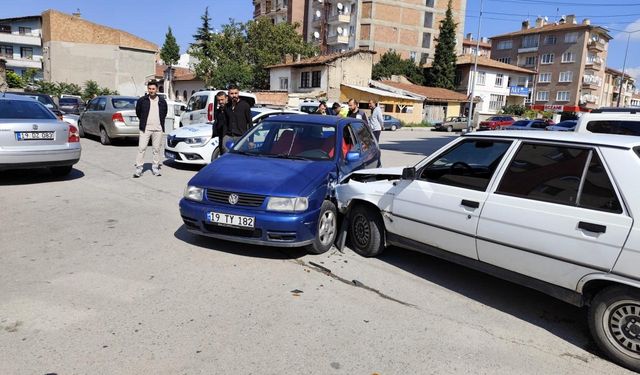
[578,221,606,234]
[461,199,480,209]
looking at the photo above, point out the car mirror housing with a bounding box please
[401,167,416,180]
[345,151,360,163]
[225,140,235,150]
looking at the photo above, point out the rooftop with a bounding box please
[376,80,469,102]
[267,50,376,69]
[490,21,611,40]
[462,38,491,48]
[456,55,536,74]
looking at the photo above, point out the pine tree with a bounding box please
[192,7,213,59]
[161,27,180,66]
[425,0,457,89]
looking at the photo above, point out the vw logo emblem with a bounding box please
[228,193,239,205]
[32,124,38,130]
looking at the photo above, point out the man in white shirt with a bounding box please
[368,100,384,141]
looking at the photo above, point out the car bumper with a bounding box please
[109,125,141,138]
[0,147,81,170]
[165,141,215,165]
[179,198,320,247]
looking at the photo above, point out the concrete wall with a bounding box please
[269,67,293,92]
[327,52,373,100]
[173,80,207,102]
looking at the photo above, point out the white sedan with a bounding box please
[336,130,640,372]
[164,108,305,165]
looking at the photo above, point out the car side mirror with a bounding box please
[180,105,186,111]
[225,140,235,150]
[402,167,416,180]
[345,151,360,163]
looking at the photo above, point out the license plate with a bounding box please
[164,150,175,159]
[16,131,55,140]
[130,117,139,123]
[207,212,255,228]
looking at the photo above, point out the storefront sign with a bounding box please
[509,86,529,97]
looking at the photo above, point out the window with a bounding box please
[586,120,640,136]
[522,35,539,48]
[395,105,414,113]
[409,51,417,62]
[419,139,512,191]
[383,103,394,112]
[420,53,430,65]
[579,152,622,213]
[96,98,107,111]
[477,71,486,85]
[497,57,512,64]
[0,25,10,33]
[18,27,31,35]
[559,71,573,82]
[279,77,288,90]
[561,52,575,63]
[497,40,512,50]
[351,122,375,153]
[20,47,33,59]
[564,32,578,43]
[422,33,431,49]
[556,91,570,101]
[425,0,434,7]
[311,71,321,88]
[0,45,13,58]
[424,12,433,28]
[300,72,310,88]
[541,53,554,64]
[538,73,551,83]
[536,91,549,101]
[495,73,504,87]
[524,56,536,66]
[544,35,557,45]
[517,76,528,86]
[489,94,505,110]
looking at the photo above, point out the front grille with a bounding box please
[167,137,185,148]
[203,223,262,238]
[206,189,266,207]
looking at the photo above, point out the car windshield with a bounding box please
[250,110,261,118]
[60,98,79,105]
[232,121,337,161]
[487,117,501,121]
[556,121,576,128]
[0,100,57,119]
[512,120,530,126]
[112,98,137,109]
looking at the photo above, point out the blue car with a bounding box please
[179,114,381,254]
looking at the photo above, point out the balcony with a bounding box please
[582,75,602,89]
[585,57,603,69]
[517,46,538,53]
[4,57,42,69]
[581,94,599,104]
[312,17,322,28]
[0,32,41,46]
[327,34,349,45]
[328,13,351,24]
[588,40,605,52]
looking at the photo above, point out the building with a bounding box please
[306,0,466,64]
[267,49,375,101]
[490,15,612,113]
[631,92,640,107]
[0,15,43,78]
[0,58,7,91]
[40,9,157,96]
[462,33,491,57]
[253,0,307,35]
[340,82,424,123]
[154,64,205,102]
[601,67,636,107]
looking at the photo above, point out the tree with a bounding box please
[83,80,101,101]
[425,0,457,89]
[6,71,24,88]
[192,7,214,59]
[58,82,82,96]
[160,26,180,66]
[22,68,39,85]
[372,51,424,85]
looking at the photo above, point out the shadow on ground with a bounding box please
[82,135,139,147]
[174,225,307,260]
[380,134,458,157]
[162,159,204,172]
[0,167,84,185]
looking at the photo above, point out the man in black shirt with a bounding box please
[212,91,228,155]
[223,84,252,153]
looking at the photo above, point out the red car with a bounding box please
[478,116,515,130]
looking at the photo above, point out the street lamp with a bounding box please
[466,0,483,132]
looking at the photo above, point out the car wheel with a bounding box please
[391,124,397,131]
[99,127,111,145]
[446,125,453,132]
[50,165,72,177]
[77,121,85,137]
[589,285,640,372]
[306,200,337,255]
[210,147,220,162]
[349,204,385,257]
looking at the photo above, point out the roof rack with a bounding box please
[591,107,640,114]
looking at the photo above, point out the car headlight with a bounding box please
[184,185,204,202]
[267,197,309,212]
[185,136,211,146]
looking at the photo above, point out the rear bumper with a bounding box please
[0,147,81,170]
[109,124,141,138]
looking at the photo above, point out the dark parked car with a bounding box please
[59,97,86,115]
[478,116,515,130]
[383,114,402,131]
[504,119,549,131]
[433,116,469,132]
[8,92,64,119]
[546,120,578,131]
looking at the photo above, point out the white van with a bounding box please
[179,90,257,127]
[574,108,640,136]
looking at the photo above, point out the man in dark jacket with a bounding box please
[347,98,369,127]
[134,80,168,177]
[212,91,228,156]
[222,84,252,153]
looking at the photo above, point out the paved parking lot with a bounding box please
[0,129,633,374]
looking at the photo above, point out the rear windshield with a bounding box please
[586,120,640,136]
[60,98,80,105]
[112,98,137,109]
[0,100,57,119]
[512,120,530,127]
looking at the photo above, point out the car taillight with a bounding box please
[112,113,125,122]
[207,103,214,122]
[68,124,80,143]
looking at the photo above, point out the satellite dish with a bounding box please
[313,31,320,39]
[315,10,321,18]
[337,2,344,10]
[336,27,343,34]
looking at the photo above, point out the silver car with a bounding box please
[78,95,139,145]
[0,94,81,176]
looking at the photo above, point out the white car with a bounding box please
[165,108,305,165]
[575,108,640,135]
[179,90,257,127]
[336,130,640,372]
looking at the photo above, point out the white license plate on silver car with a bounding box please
[16,131,55,140]
[207,212,255,228]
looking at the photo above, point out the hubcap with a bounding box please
[318,210,336,246]
[100,130,107,143]
[604,300,640,358]
[352,214,370,248]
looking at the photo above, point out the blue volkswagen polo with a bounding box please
[179,114,381,254]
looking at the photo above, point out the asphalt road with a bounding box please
[0,129,634,374]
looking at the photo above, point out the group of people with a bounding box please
[315,99,383,141]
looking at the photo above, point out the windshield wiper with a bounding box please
[232,150,260,157]
[266,153,310,161]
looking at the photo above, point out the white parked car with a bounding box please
[336,130,640,372]
[179,90,257,127]
[165,108,305,165]
[575,108,640,135]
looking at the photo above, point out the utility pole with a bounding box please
[616,32,631,107]
[466,0,483,132]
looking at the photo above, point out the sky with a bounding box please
[3,0,640,80]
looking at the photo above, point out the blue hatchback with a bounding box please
[179,114,381,253]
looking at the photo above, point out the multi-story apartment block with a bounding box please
[253,0,307,35]
[490,15,611,113]
[462,33,491,57]
[0,15,43,78]
[601,67,636,107]
[306,0,465,64]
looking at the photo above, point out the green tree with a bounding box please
[33,80,58,96]
[83,80,101,101]
[58,82,82,96]
[500,104,526,116]
[22,68,39,85]
[191,7,214,59]
[6,71,24,88]
[372,51,424,85]
[425,0,457,89]
[161,26,180,66]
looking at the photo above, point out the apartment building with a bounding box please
[0,15,43,78]
[490,15,612,113]
[253,0,307,35]
[601,67,636,107]
[306,0,465,64]
[462,33,491,57]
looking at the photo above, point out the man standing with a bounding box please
[212,91,228,155]
[134,80,167,177]
[368,100,384,141]
[315,101,329,115]
[223,84,252,153]
[347,98,368,127]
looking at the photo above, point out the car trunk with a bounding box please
[1,119,69,148]
[117,110,139,127]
